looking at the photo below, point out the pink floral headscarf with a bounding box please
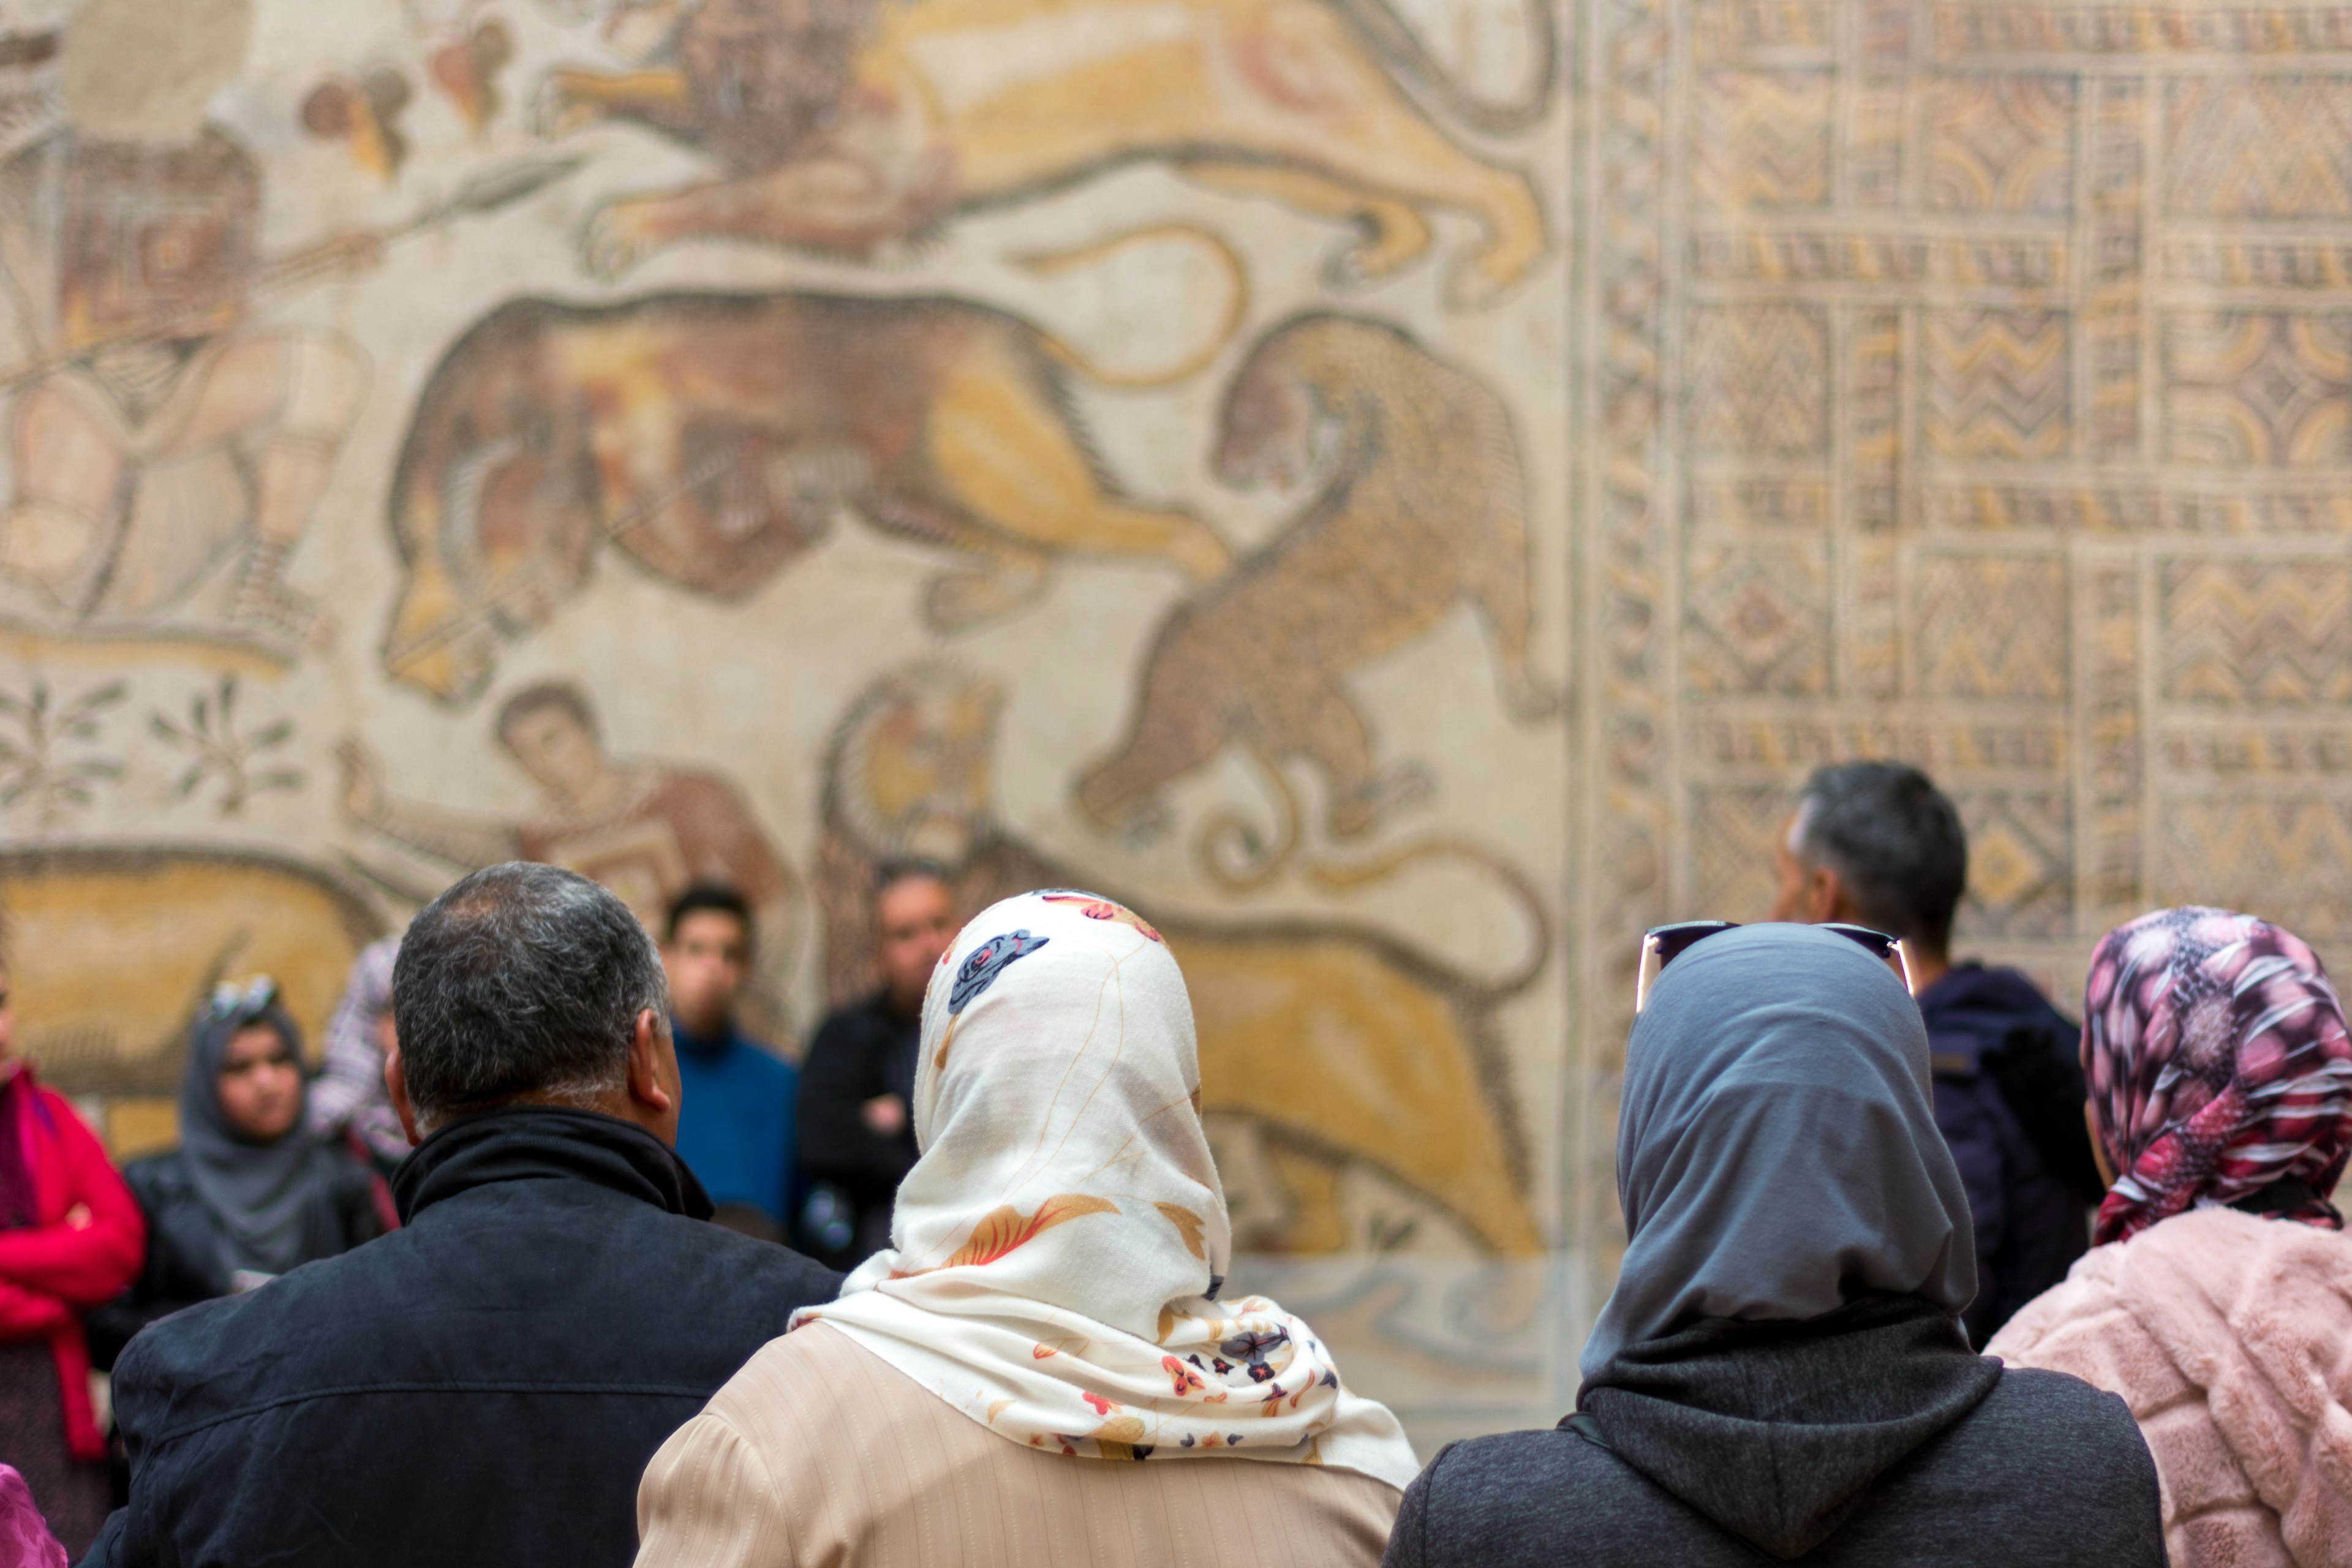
[2083,907,2352,1245]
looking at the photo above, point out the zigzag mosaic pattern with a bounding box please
[1924,311,2075,460]
[2156,798,2352,940]
[1687,304,1833,456]
[2166,77,2352,218]
[1913,554,2071,700]
[2161,562,2352,706]
[1642,3,2352,1041]
[1692,69,1834,211]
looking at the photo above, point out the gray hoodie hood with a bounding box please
[1578,1295,2000,1559]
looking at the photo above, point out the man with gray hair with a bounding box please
[85,863,839,1567]
[1768,762,2104,1343]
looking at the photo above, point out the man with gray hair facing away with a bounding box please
[1768,763,2105,1343]
[83,864,839,1567]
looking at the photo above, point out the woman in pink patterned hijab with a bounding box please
[1988,907,2352,1566]
[2081,906,2352,1244]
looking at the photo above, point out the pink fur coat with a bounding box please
[1987,1207,2352,1567]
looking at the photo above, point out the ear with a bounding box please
[626,1008,677,1121]
[383,1044,421,1148]
[1809,864,1851,925]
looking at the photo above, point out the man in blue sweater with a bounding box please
[663,883,799,1239]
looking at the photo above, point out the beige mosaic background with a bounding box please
[1578,4,2352,1421]
[5,0,2352,1444]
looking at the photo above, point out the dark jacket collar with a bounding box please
[391,1106,714,1226]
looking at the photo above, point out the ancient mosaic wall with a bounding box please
[1583,0,2352,1324]
[0,0,1569,1443]
[6,0,2351,1444]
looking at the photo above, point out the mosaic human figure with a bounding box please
[341,680,801,1030]
[0,13,370,649]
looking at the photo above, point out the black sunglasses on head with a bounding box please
[1635,921,1913,1013]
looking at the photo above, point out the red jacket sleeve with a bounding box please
[0,1275,67,1337]
[0,1090,145,1305]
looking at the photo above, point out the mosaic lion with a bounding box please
[538,0,1552,307]
[379,290,1232,704]
[817,660,1549,1256]
[1078,311,1560,850]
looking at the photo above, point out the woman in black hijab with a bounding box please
[88,980,382,1366]
[1383,924,2166,1568]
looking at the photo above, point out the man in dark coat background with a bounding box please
[81,862,840,1567]
[1770,761,2107,1343]
[794,864,956,1268]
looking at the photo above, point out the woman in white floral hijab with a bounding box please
[636,891,1419,1568]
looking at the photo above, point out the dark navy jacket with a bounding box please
[1917,965,2105,1343]
[80,1106,839,1567]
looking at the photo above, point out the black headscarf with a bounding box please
[179,987,336,1278]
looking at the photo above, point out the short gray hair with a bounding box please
[391,862,668,1131]
[1792,762,1967,953]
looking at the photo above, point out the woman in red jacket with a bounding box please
[0,959,145,1556]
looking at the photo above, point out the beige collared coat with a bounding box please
[634,1322,1406,1568]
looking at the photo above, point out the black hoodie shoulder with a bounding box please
[1383,1311,2163,1568]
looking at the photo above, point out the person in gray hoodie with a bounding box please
[1382,924,2164,1568]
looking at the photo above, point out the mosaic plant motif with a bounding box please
[0,677,124,831]
[150,674,303,817]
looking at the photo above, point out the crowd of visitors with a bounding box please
[0,760,2343,1566]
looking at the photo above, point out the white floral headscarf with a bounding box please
[791,890,1419,1487]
